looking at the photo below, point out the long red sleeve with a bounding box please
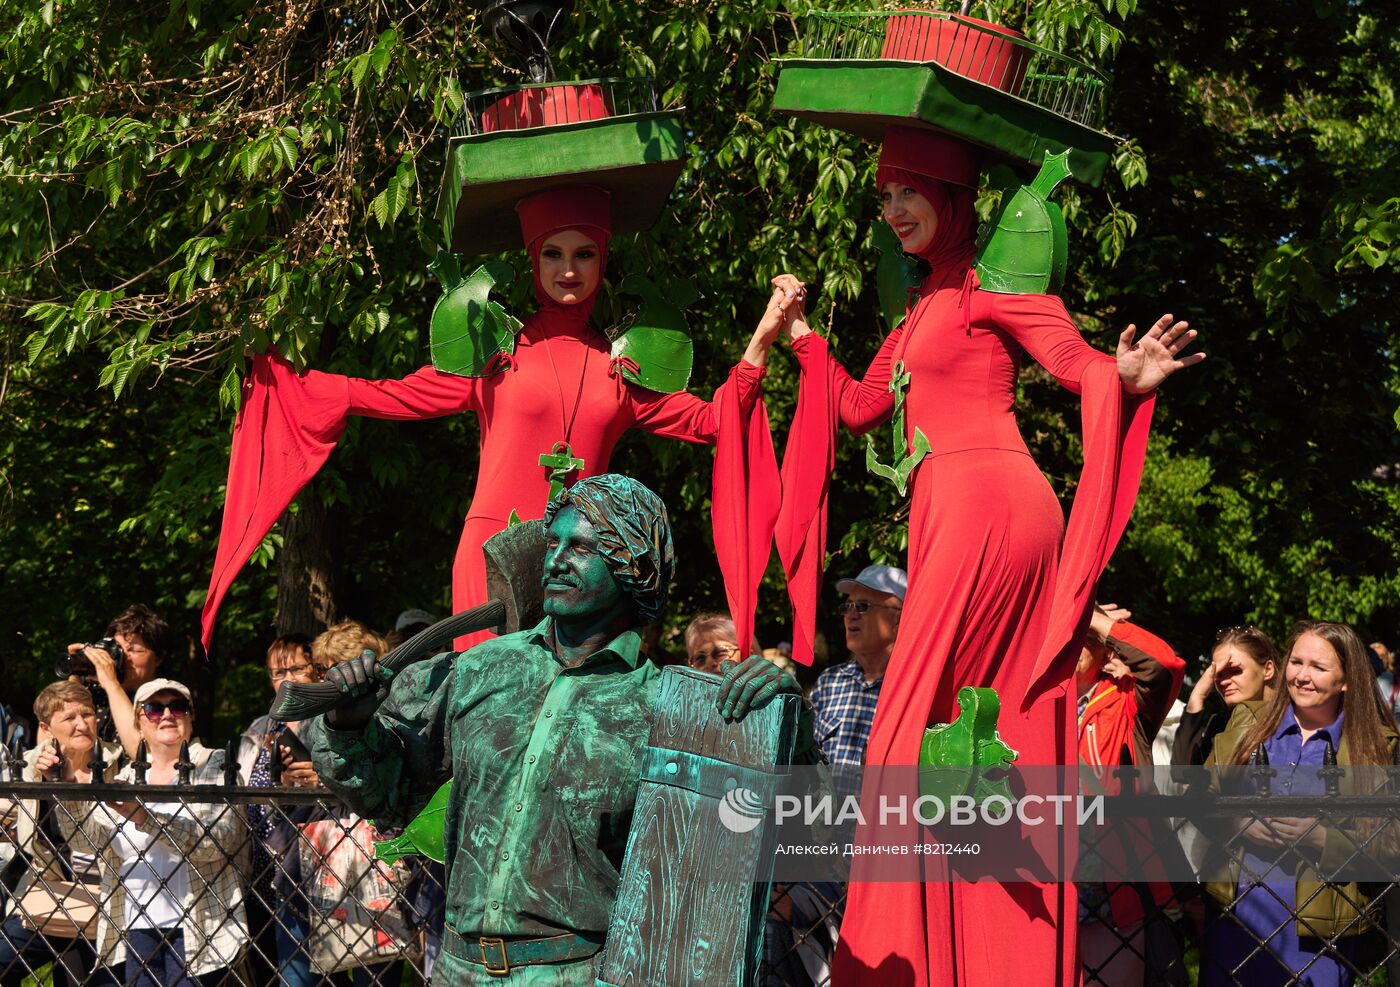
[628,359,765,443]
[990,292,1108,393]
[201,355,481,651]
[628,360,777,655]
[988,293,1156,711]
[345,365,481,418]
[825,328,902,435]
[202,353,351,650]
[706,363,779,656]
[775,329,898,666]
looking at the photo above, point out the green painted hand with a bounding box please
[715,656,802,723]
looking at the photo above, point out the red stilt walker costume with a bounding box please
[203,79,780,655]
[768,11,1202,985]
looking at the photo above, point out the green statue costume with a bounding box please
[305,474,802,984]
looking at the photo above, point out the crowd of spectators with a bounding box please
[2,592,1399,987]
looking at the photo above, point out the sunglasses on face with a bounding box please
[140,698,191,721]
[839,601,902,615]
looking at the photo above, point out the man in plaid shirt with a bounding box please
[810,565,906,768]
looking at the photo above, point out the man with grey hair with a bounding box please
[306,474,801,984]
[811,563,906,768]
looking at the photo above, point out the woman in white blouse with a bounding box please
[74,679,248,986]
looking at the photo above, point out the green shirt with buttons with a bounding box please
[304,617,660,961]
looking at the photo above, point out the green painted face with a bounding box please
[542,505,626,622]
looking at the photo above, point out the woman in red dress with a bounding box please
[203,184,788,650]
[774,126,1203,987]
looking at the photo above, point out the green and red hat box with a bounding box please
[772,10,1118,187]
[435,78,687,254]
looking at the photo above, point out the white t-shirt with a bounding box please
[108,802,193,929]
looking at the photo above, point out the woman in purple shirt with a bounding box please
[1201,621,1399,986]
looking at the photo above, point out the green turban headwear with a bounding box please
[545,474,676,622]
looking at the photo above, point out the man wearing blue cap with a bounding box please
[811,564,906,768]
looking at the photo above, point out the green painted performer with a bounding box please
[305,474,806,984]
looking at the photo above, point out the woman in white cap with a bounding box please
[71,679,248,987]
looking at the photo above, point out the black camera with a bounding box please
[55,638,126,685]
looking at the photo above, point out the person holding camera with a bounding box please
[62,604,171,757]
[0,682,122,987]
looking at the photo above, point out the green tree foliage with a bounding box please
[1,0,1397,734]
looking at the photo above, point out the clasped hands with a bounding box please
[1240,815,1327,854]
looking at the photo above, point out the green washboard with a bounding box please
[597,666,799,986]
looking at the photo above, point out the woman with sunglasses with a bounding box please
[75,678,248,987]
[1175,626,1281,769]
[1199,621,1398,986]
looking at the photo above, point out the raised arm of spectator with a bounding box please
[1103,613,1186,744]
[73,644,139,758]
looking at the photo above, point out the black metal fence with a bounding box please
[4,766,1400,987]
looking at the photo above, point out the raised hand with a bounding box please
[1186,660,1218,714]
[770,274,812,342]
[744,284,796,366]
[1116,314,1205,394]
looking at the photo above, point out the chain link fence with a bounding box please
[3,761,1400,986]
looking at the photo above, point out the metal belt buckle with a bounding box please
[479,936,510,975]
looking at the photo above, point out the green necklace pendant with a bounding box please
[539,440,586,500]
[866,360,931,496]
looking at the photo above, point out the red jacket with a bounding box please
[1077,620,1186,927]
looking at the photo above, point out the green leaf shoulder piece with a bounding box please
[608,275,698,394]
[918,686,1019,805]
[974,149,1073,296]
[373,778,452,864]
[428,252,522,377]
[873,220,923,331]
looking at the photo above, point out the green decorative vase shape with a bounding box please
[610,275,697,394]
[428,252,520,377]
[974,149,1073,296]
[374,779,452,864]
[918,686,1019,804]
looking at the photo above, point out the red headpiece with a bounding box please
[515,185,613,315]
[516,184,613,254]
[876,125,980,189]
[876,126,981,284]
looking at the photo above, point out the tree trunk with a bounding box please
[275,479,339,637]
